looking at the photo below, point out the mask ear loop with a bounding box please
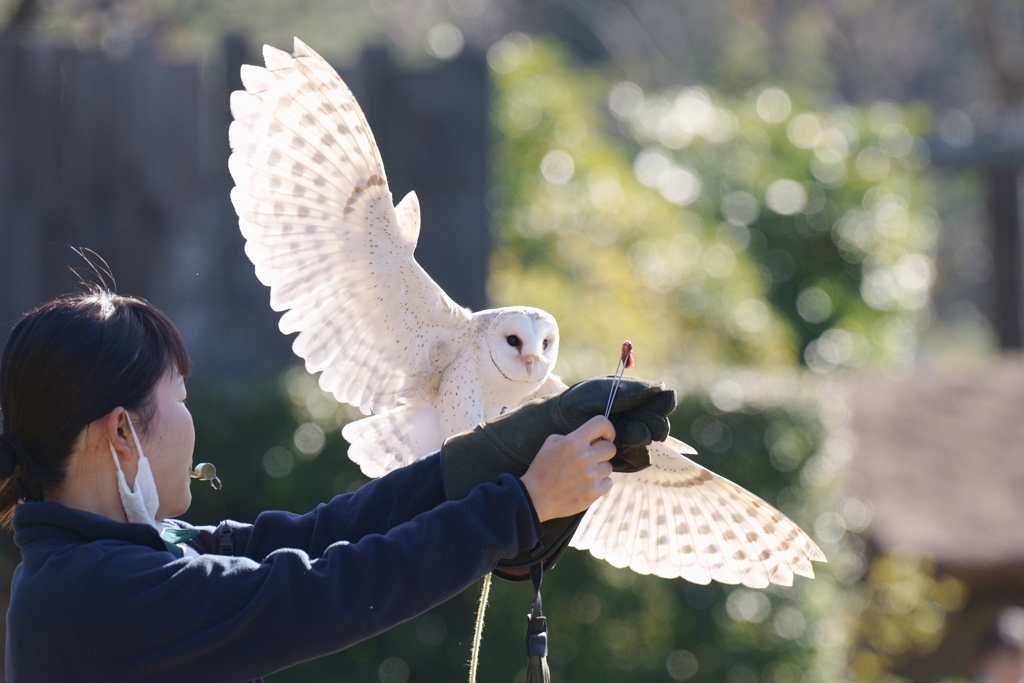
[124,413,146,464]
[109,412,162,529]
[109,412,148,491]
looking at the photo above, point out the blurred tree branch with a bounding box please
[972,0,1024,105]
[6,0,39,29]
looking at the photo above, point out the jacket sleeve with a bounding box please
[226,452,451,561]
[73,473,542,683]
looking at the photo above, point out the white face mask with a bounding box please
[109,413,161,530]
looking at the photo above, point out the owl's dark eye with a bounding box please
[506,335,520,348]
[542,339,549,349]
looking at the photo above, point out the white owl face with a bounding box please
[488,308,559,383]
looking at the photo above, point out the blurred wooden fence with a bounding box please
[0,33,491,375]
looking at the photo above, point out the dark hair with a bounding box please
[0,288,191,527]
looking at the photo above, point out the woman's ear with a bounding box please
[103,408,133,465]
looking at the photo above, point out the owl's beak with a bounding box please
[522,355,542,379]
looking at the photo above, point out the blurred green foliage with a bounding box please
[482,32,964,683]
[488,35,795,376]
[489,34,939,376]
[616,83,937,372]
[846,551,968,683]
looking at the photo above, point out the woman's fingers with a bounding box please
[574,415,616,447]
[593,459,614,479]
[521,417,620,522]
[594,457,614,494]
[588,437,616,464]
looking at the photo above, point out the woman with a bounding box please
[0,288,673,682]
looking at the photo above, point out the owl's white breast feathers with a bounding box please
[518,376,569,403]
[229,38,471,414]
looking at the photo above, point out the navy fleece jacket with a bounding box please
[5,453,543,683]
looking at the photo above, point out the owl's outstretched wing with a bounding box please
[571,439,826,587]
[229,38,471,414]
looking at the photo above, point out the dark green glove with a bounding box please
[440,376,676,581]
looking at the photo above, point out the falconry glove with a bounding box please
[440,376,676,581]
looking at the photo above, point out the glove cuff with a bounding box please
[441,425,533,501]
[493,512,583,582]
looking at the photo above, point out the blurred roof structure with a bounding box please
[846,353,1024,572]
[847,354,1024,682]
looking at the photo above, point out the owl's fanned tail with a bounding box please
[570,440,826,587]
[342,403,445,478]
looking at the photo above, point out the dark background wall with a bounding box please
[0,32,491,376]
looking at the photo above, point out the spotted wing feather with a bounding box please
[229,38,471,414]
[571,439,826,587]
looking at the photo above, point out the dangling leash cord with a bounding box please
[468,565,549,683]
[468,573,492,683]
[524,564,550,683]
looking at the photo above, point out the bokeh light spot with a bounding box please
[609,81,644,120]
[796,287,833,324]
[722,191,759,225]
[425,23,464,60]
[541,149,575,185]
[735,299,770,333]
[756,87,792,124]
[293,422,325,459]
[765,179,807,215]
[726,588,771,623]
[666,650,699,681]
[416,614,447,645]
[787,113,822,148]
[262,446,294,478]
[378,656,409,683]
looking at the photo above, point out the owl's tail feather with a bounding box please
[342,403,443,478]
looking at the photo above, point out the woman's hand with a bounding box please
[520,416,616,523]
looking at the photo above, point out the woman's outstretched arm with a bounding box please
[9,474,540,683]
[215,452,452,562]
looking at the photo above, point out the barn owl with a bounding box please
[228,38,826,588]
